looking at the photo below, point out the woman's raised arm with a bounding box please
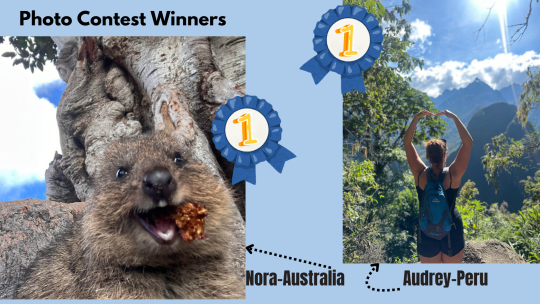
[404,110,433,182]
[436,110,473,180]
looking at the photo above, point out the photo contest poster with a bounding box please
[0,0,538,303]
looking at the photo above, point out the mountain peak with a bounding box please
[432,76,506,112]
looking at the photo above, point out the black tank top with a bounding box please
[416,167,461,220]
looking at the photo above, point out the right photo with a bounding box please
[343,0,540,264]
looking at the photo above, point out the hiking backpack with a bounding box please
[418,167,456,255]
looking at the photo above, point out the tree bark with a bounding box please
[0,199,86,299]
[46,36,246,217]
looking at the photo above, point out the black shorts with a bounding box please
[417,214,465,258]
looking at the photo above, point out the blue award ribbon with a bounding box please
[300,5,383,94]
[211,95,296,185]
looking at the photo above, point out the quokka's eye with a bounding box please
[116,167,128,179]
[173,152,184,164]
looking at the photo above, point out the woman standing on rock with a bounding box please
[403,109,473,263]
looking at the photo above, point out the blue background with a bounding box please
[0,0,537,303]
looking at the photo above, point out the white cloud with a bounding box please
[410,19,433,54]
[410,51,540,97]
[0,42,62,190]
[384,18,433,54]
[410,19,432,43]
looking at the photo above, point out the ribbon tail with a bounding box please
[266,145,296,173]
[232,164,256,185]
[300,56,330,84]
[341,73,365,94]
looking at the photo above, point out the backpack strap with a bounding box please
[417,167,427,185]
[448,168,452,188]
[445,167,457,230]
[448,233,452,256]
[425,167,432,183]
[446,167,454,256]
[428,167,448,183]
[417,167,427,244]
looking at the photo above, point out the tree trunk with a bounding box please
[46,36,246,217]
[38,36,247,289]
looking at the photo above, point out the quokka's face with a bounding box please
[85,132,234,264]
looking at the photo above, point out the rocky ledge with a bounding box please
[462,239,527,264]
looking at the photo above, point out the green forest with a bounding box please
[342,0,540,263]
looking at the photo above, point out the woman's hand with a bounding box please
[405,110,430,183]
[435,110,457,120]
[414,109,435,119]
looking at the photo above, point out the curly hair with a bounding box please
[425,139,447,166]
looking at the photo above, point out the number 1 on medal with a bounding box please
[233,113,258,147]
[335,24,358,57]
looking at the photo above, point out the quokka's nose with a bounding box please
[142,168,176,201]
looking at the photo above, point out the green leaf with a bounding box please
[1,52,16,58]
[47,48,55,60]
[37,61,43,72]
[377,2,385,16]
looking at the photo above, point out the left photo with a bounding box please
[0,36,246,299]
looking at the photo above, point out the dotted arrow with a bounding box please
[245,244,331,269]
[366,263,400,292]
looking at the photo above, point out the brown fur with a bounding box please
[16,132,245,299]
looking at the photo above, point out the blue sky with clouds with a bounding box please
[407,0,540,62]
[0,81,65,201]
[34,81,66,107]
[1,181,47,201]
[0,41,63,202]
[0,79,64,201]
[399,0,540,97]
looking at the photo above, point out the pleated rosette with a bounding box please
[211,95,296,185]
[300,5,383,94]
